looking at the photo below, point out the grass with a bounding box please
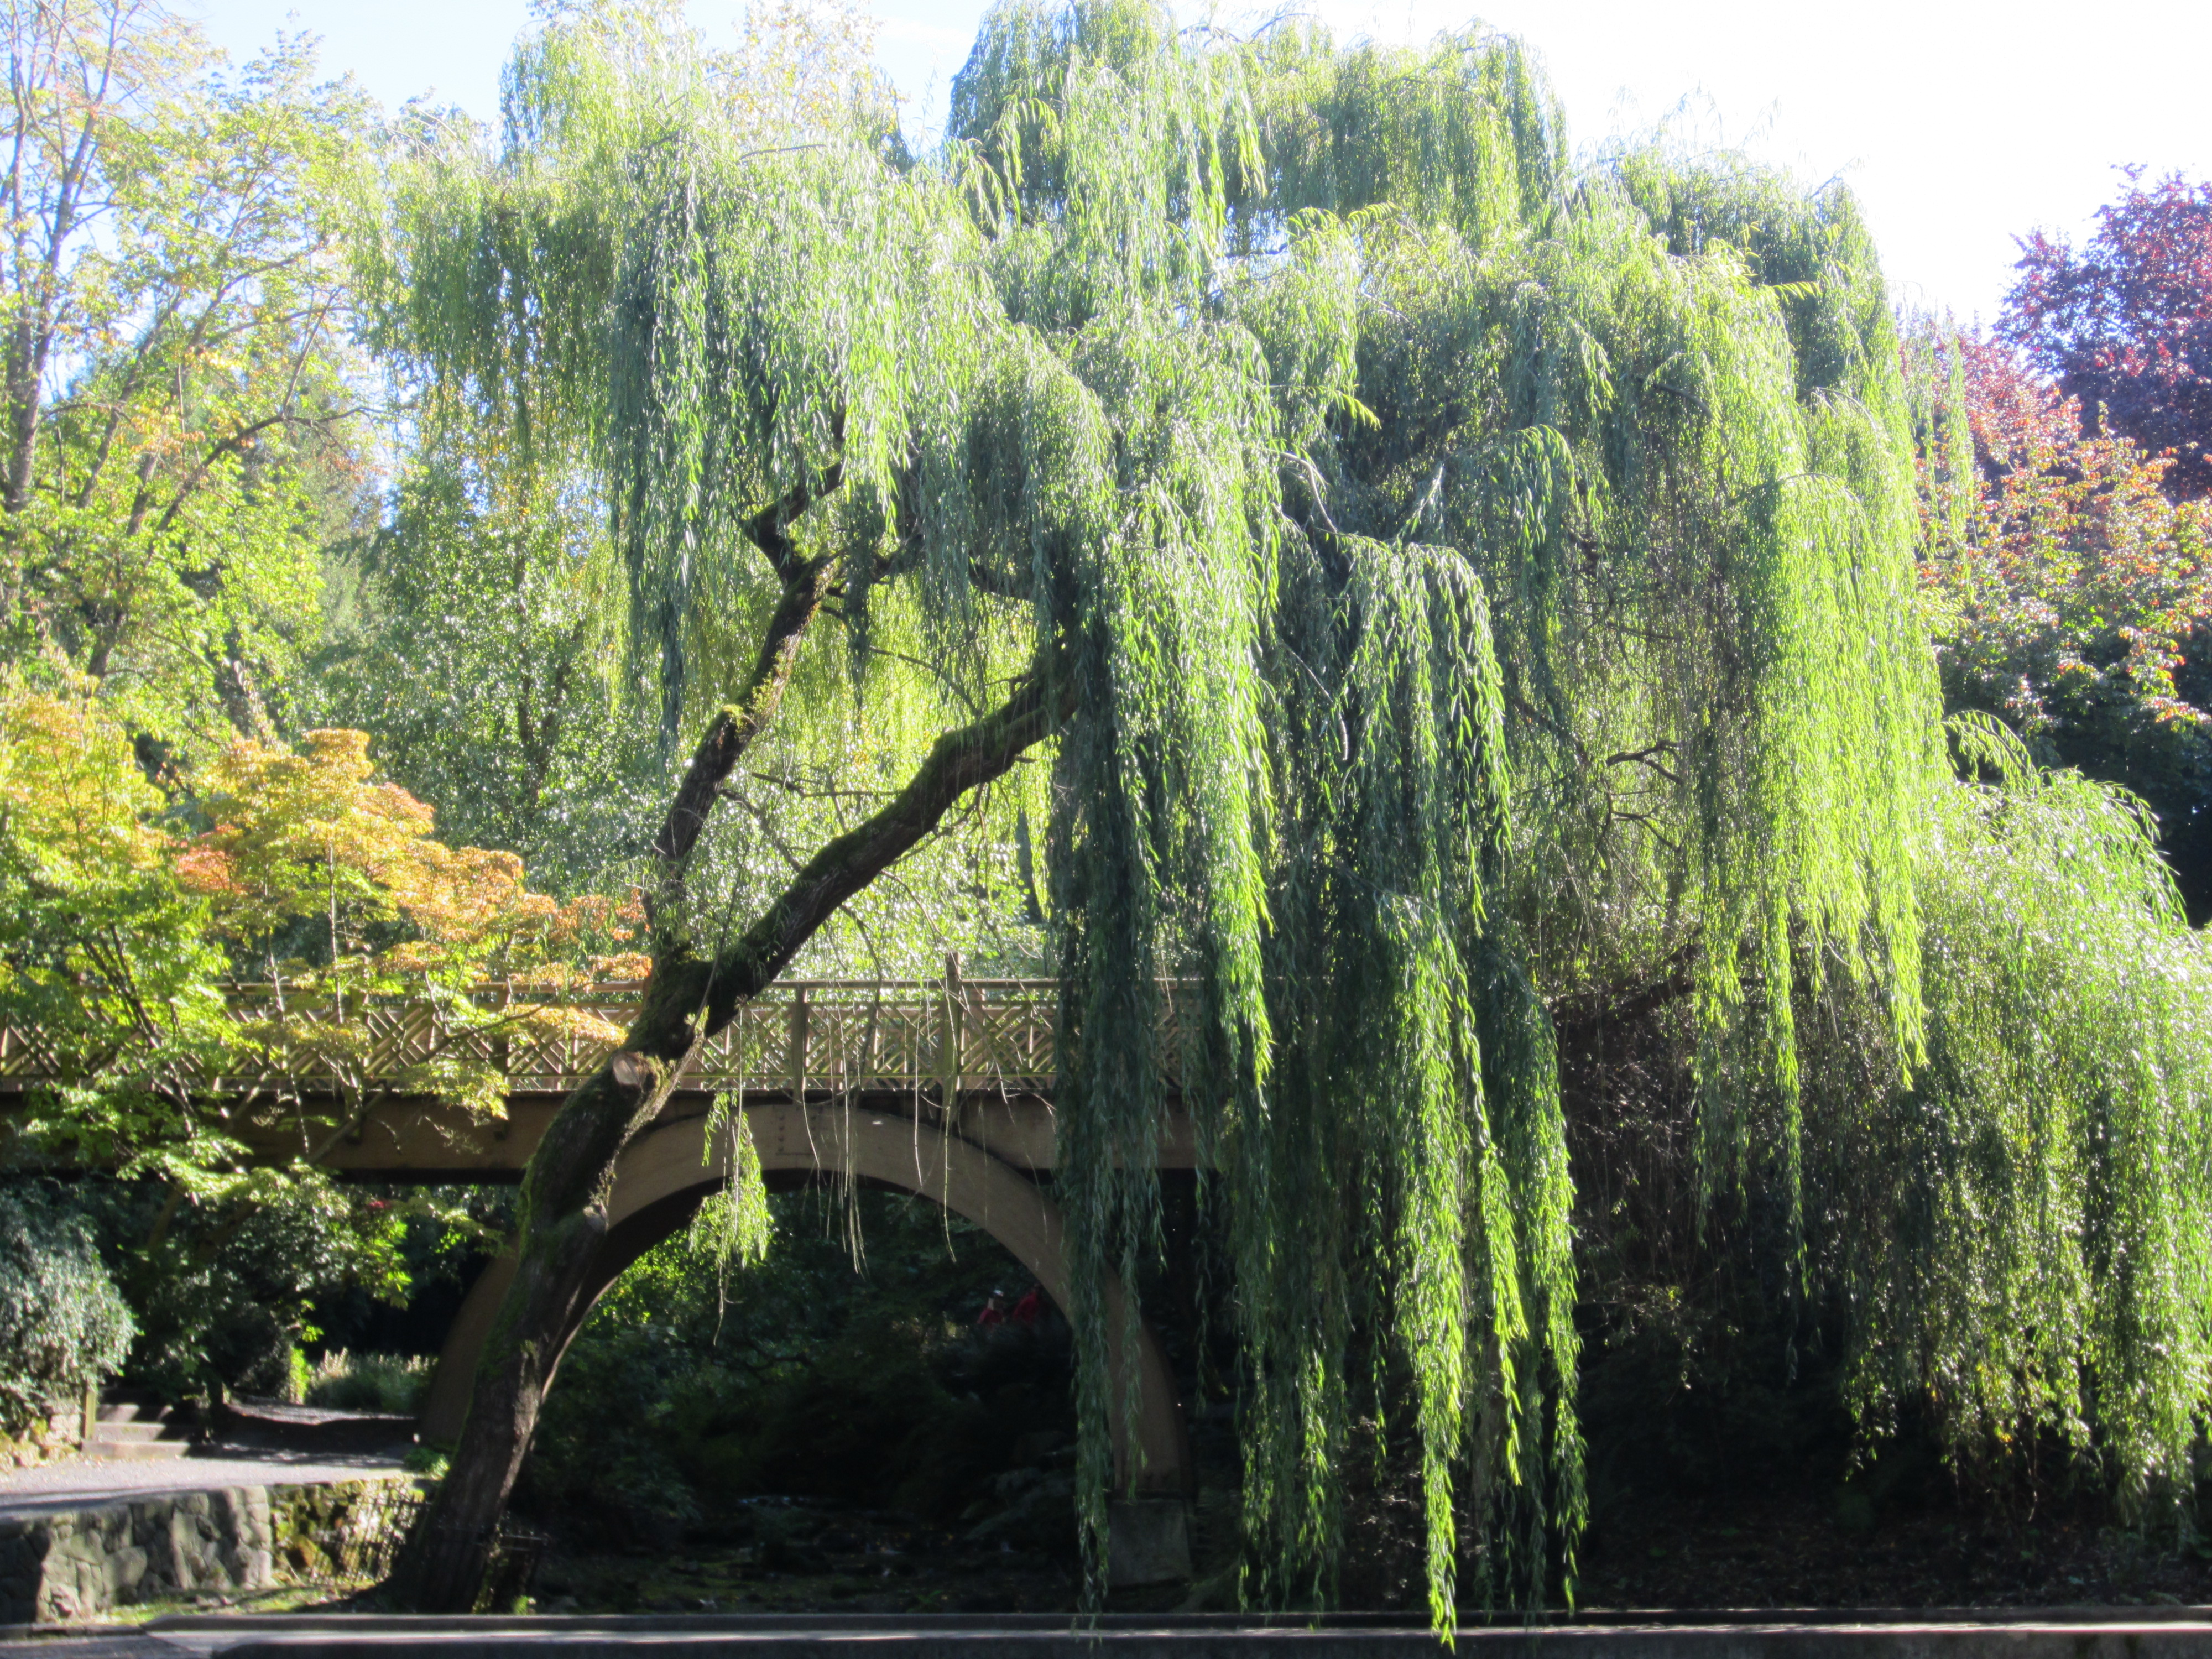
[302,1350,431,1416]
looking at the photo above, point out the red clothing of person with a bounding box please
[1008,1287,1045,1327]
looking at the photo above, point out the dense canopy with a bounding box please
[42,0,2204,1623]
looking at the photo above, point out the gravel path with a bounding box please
[0,1446,408,1515]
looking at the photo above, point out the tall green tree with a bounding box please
[310,430,650,885]
[374,1,2212,1620]
[0,0,371,747]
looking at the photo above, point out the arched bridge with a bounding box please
[0,978,1198,1499]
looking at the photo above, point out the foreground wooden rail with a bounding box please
[0,977,1170,1097]
[0,977,1202,1176]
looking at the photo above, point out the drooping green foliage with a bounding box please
[956,14,1939,1608]
[371,0,2212,1624]
[1799,717,2212,1505]
[692,1093,774,1297]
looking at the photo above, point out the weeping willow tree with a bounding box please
[374,0,2212,1620]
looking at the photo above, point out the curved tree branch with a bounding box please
[648,458,847,916]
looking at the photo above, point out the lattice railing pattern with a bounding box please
[0,979,1190,1098]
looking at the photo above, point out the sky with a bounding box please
[186,0,2206,325]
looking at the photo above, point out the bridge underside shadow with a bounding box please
[420,1100,1192,1498]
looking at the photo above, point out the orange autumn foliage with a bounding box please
[178,728,645,989]
[3,690,648,1180]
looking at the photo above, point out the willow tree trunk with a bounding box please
[399,1004,701,1611]
[399,662,1068,1611]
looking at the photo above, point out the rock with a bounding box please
[1106,1498,1191,1588]
[105,1545,148,1596]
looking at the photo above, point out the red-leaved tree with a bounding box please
[1913,328,2212,917]
[2006,170,2212,501]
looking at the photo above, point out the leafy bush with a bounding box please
[306,1349,431,1415]
[0,1186,133,1425]
[86,1171,415,1405]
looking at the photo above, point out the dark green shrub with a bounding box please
[525,1187,1072,1543]
[0,1184,133,1425]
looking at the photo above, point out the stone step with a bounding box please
[84,1395,195,1459]
[79,1436,191,1461]
[95,1399,168,1425]
[90,1419,176,1443]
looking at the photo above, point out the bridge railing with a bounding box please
[0,978,1192,1099]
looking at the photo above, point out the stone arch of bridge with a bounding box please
[419,1101,1192,1496]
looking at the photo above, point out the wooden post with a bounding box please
[938,953,963,1111]
[787,987,810,1103]
[490,980,512,1083]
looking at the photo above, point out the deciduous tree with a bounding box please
[0,0,372,747]
[1911,329,2212,915]
[0,677,631,1191]
[0,681,640,1395]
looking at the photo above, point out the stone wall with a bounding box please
[271,1479,424,1585]
[0,1477,423,1624]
